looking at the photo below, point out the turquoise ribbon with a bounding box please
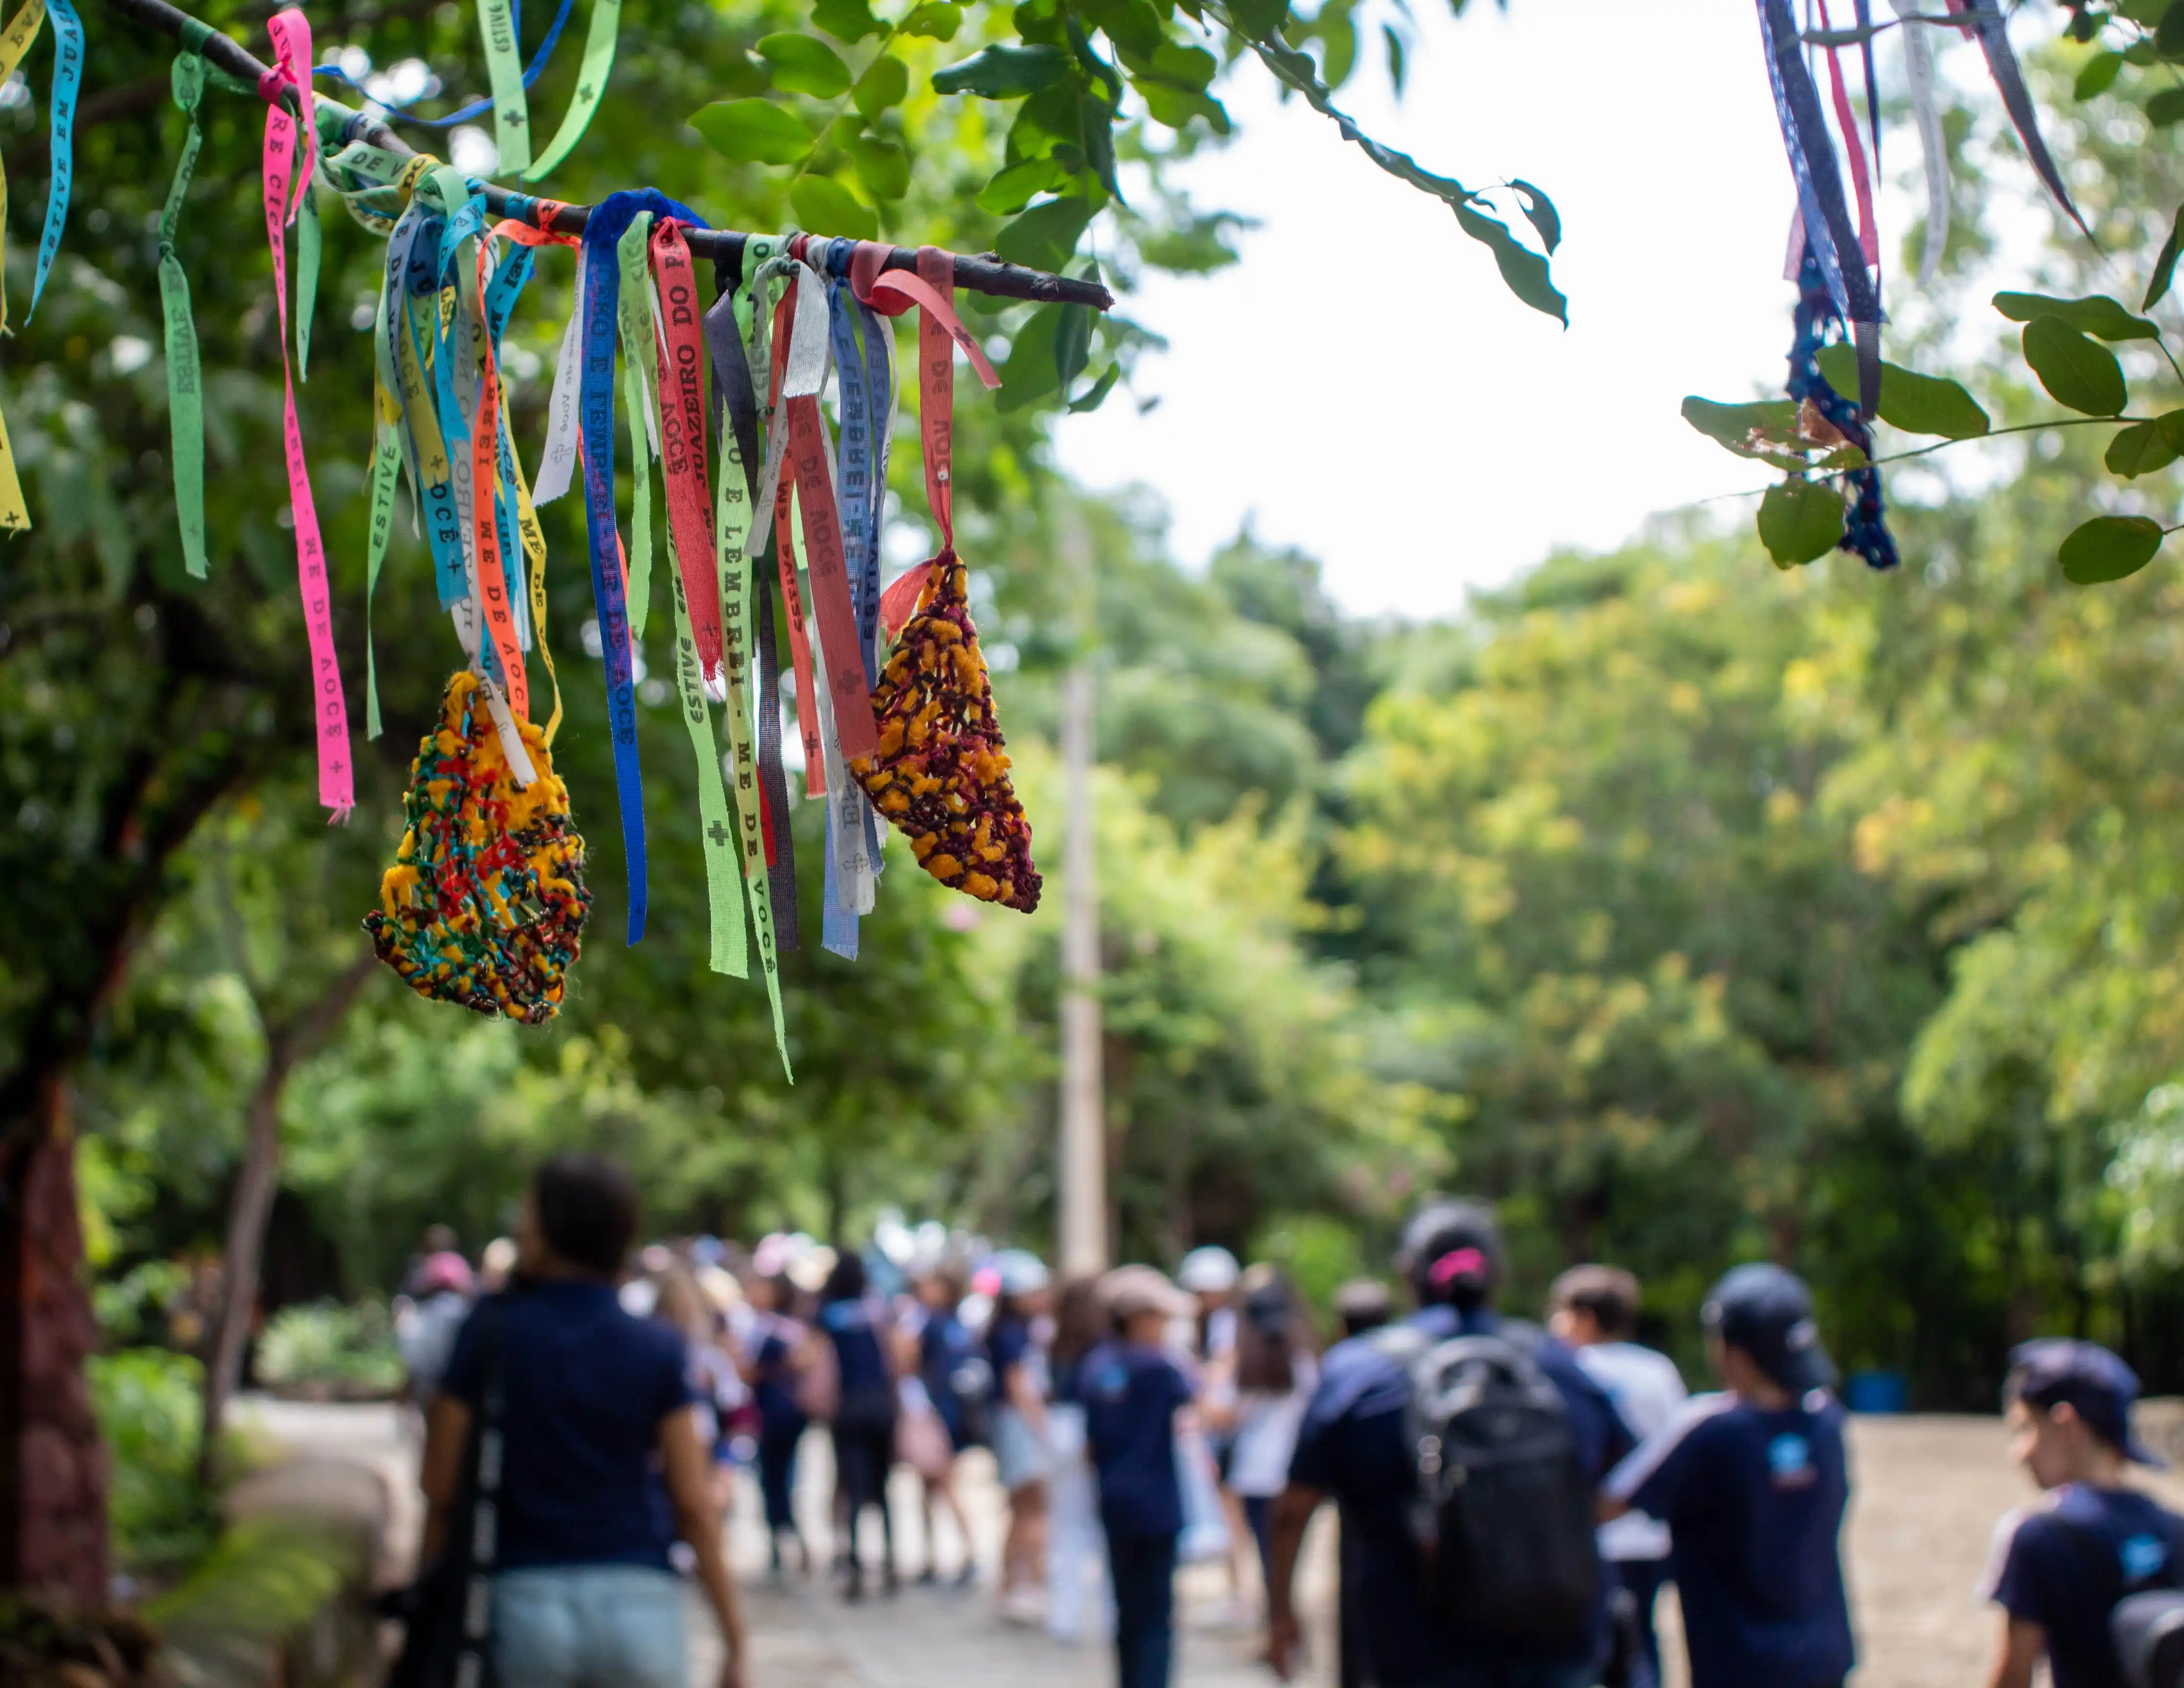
[28,0,81,319]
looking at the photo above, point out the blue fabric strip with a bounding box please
[1753,0,1876,329]
[310,0,575,129]
[29,0,83,319]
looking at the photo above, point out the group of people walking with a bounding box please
[395,1156,2184,1688]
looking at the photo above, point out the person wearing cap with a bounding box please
[1079,1265,1201,1688]
[1180,1244,1253,1625]
[1978,1338,2184,1688]
[1266,1199,1631,1688]
[1599,1263,1854,1688]
[987,1247,1055,1620]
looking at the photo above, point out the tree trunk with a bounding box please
[0,1077,108,1604]
[198,952,378,1484]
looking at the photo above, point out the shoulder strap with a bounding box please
[456,1294,512,1686]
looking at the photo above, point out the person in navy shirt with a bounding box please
[426,1154,746,1688]
[1979,1338,2184,1688]
[818,1250,899,1600]
[1266,1199,1632,1688]
[1602,1263,1854,1688]
[1079,1265,1198,1688]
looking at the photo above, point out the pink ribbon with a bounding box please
[1429,1246,1490,1287]
[264,8,352,819]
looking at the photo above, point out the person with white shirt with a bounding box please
[1205,1264,1319,1616]
[1549,1265,1688,1688]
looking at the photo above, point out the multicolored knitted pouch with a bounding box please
[364,670,590,1022]
[849,550,1041,913]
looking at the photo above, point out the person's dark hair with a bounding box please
[1235,1265,1315,1393]
[821,1249,867,1304]
[531,1155,640,1278]
[1051,1274,1105,1378]
[1550,1265,1641,1340]
[1398,1198,1503,1312]
[423,1223,459,1255]
[1333,1278,1393,1337]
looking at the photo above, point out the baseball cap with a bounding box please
[992,1247,1050,1298]
[1702,1264,1838,1395]
[1101,1265,1196,1325]
[1177,1245,1240,1294]
[2008,1338,2166,1467]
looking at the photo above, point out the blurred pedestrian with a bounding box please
[1601,1263,1853,1688]
[988,1248,1054,1622]
[1082,1266,1200,1688]
[1180,1244,1251,1624]
[396,1249,475,1405]
[820,1249,899,1600]
[1266,1199,1629,1688]
[908,1261,980,1585]
[742,1266,811,1578]
[1048,1273,1115,1643]
[1224,1265,1318,1610]
[1979,1339,2184,1688]
[1550,1265,1686,1688]
[420,1154,746,1688]
[1332,1279,1392,1340]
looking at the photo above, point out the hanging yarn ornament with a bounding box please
[849,551,1041,913]
[364,671,590,1022]
[1787,241,1898,571]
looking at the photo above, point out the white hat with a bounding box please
[993,1248,1050,1297]
[1177,1245,1240,1294]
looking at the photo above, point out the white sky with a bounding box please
[1052,0,1841,616]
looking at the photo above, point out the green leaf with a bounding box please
[1068,362,1124,413]
[812,0,884,41]
[1080,0,1162,55]
[690,99,816,165]
[1453,202,1566,326]
[852,54,910,118]
[1992,291,2162,341]
[901,1,964,38]
[756,34,853,98]
[1681,397,1805,462]
[789,174,879,241]
[933,43,1069,96]
[2120,0,2170,23]
[1139,82,1229,130]
[995,195,1096,272]
[1757,480,1845,568]
[1229,0,1289,35]
[1146,41,1219,88]
[1813,345,1990,439]
[847,134,911,200]
[2104,418,2184,478]
[2022,316,2129,416]
[1508,179,1561,256]
[2076,49,2127,98]
[1383,23,1406,95]
[2059,514,2165,583]
[976,158,1067,215]
[2158,2,2184,59]
[1055,287,1095,391]
[1318,5,1358,85]
[1081,94,1120,199]
[2149,85,2184,125]
[998,304,1065,412]
[2146,207,2184,311]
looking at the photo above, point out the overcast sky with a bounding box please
[1050,0,1855,617]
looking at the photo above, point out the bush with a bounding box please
[252,1301,403,1396]
[89,1349,219,1576]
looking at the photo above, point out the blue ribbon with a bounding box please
[1753,0,1876,331]
[311,0,575,129]
[28,0,83,320]
[578,189,703,945]
[400,214,469,608]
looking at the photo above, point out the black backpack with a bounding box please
[2052,1513,2184,1688]
[1371,1323,1600,1643]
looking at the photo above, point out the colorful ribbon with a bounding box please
[27,0,80,321]
[158,46,207,577]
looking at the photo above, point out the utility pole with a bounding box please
[1057,515,1107,1278]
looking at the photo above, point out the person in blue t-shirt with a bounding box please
[1979,1338,2184,1688]
[1079,1265,1198,1688]
[427,1153,747,1688]
[1601,1263,1854,1688]
[1266,1199,1632,1688]
[819,1250,899,1601]
[742,1268,810,1578]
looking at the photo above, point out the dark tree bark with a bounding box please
[198,950,379,1486]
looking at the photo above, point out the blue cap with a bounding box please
[2008,1339,2165,1467]
[1702,1264,1838,1395]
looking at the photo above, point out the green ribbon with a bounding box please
[668,536,748,978]
[363,408,401,737]
[522,0,618,180]
[475,0,531,174]
[295,171,320,379]
[158,48,206,578]
[614,211,656,639]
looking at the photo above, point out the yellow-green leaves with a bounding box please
[1994,291,2161,341]
[2060,515,2164,583]
[1757,479,1845,568]
[2021,316,2129,416]
[2105,413,2184,479]
[790,176,879,240]
[845,132,910,200]
[996,196,1095,271]
[1812,345,1989,439]
[851,53,909,119]
[757,34,853,98]
[692,98,816,164]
